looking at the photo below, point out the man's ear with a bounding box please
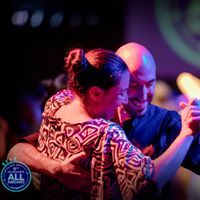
[88,86,104,101]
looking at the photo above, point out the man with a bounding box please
[115,42,200,199]
[7,42,200,198]
[116,43,200,166]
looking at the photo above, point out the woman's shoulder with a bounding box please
[98,119,126,138]
[94,118,122,128]
[82,118,124,134]
[43,89,74,114]
[47,89,74,103]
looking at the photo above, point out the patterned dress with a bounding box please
[37,89,154,200]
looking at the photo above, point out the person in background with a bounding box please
[7,45,200,199]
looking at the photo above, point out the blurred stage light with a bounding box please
[30,10,44,28]
[176,72,200,99]
[12,10,29,26]
[49,12,64,28]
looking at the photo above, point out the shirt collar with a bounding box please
[116,105,132,127]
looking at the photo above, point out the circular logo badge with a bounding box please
[1,161,31,192]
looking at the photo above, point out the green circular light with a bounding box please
[155,0,200,69]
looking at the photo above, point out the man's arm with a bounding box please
[7,135,91,192]
[155,102,200,174]
[7,142,58,176]
[182,135,200,174]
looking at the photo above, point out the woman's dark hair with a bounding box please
[64,48,128,96]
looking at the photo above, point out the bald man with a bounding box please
[116,43,199,157]
[115,42,200,199]
[7,43,200,199]
[116,43,156,117]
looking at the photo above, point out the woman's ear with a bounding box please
[88,86,104,101]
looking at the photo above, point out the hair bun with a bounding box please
[64,48,89,73]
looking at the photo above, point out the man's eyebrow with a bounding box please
[148,79,156,83]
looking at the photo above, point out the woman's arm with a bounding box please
[152,133,194,189]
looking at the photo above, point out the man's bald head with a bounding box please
[116,42,156,74]
[116,42,156,116]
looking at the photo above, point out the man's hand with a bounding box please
[53,152,91,193]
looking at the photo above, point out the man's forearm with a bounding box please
[7,143,57,176]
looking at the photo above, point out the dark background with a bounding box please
[2,0,200,131]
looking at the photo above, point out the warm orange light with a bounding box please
[176,72,200,99]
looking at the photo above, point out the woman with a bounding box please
[11,48,199,200]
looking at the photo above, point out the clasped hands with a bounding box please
[180,98,200,136]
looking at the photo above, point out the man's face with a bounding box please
[124,55,156,117]
[116,42,156,117]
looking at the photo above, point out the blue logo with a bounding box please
[1,159,32,192]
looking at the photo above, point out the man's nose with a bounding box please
[138,86,148,101]
[122,92,128,105]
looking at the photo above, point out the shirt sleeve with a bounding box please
[182,134,200,174]
[106,123,156,199]
[153,110,181,158]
